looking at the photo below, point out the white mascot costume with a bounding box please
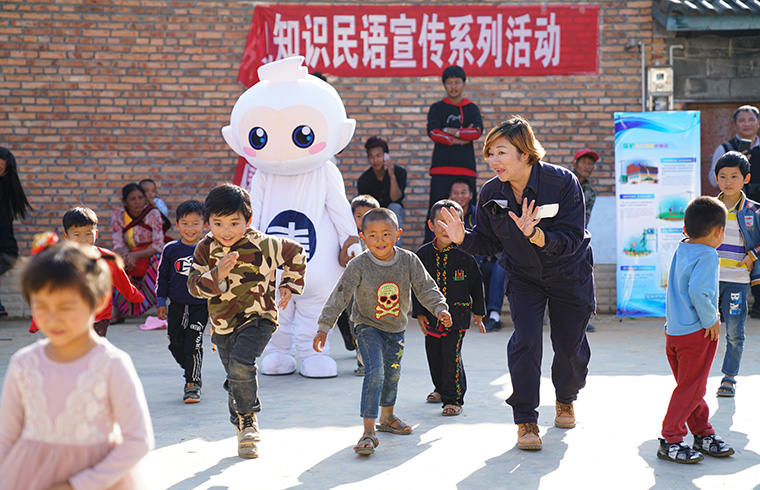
[222,56,362,378]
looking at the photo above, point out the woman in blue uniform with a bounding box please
[439,115,594,451]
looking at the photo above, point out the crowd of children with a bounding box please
[0,69,753,485]
[0,165,750,488]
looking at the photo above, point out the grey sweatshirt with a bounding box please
[318,248,448,334]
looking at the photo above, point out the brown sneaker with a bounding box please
[517,423,542,451]
[554,401,576,428]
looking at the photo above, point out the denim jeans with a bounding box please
[212,317,276,425]
[355,324,405,419]
[480,259,507,313]
[387,202,405,246]
[718,281,749,377]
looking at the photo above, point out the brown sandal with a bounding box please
[426,391,441,403]
[353,434,379,455]
[442,404,462,416]
[376,415,413,435]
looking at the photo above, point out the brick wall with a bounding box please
[1,0,670,314]
[1,0,253,249]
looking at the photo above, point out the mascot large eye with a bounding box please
[248,127,268,150]
[292,125,315,148]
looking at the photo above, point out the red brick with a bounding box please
[1,0,664,251]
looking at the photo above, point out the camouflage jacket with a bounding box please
[187,228,306,335]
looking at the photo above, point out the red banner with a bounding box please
[238,4,599,87]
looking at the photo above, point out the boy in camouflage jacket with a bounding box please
[188,184,306,459]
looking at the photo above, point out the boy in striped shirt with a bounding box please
[714,151,760,397]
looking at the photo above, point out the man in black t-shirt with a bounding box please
[425,66,483,241]
[356,136,407,233]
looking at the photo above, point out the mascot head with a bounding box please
[222,56,356,175]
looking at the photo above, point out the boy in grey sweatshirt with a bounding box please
[314,208,451,456]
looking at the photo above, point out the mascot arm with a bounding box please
[249,171,267,230]
[324,163,361,254]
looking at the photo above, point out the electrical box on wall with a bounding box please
[647,66,674,111]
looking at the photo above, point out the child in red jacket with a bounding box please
[29,207,144,336]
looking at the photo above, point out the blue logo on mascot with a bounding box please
[266,210,317,262]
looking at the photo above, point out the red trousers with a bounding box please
[661,329,718,443]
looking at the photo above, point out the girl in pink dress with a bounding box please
[0,241,154,490]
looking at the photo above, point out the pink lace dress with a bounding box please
[0,339,154,490]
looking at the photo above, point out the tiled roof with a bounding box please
[657,0,760,14]
[654,0,760,30]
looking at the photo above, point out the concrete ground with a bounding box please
[1,314,759,490]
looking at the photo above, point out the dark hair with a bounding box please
[442,66,466,84]
[0,147,32,220]
[449,178,473,195]
[684,196,726,239]
[351,194,380,211]
[121,183,146,202]
[714,151,750,178]
[364,136,389,154]
[21,240,113,310]
[138,178,156,187]
[483,115,546,166]
[430,199,463,221]
[311,72,327,82]
[175,199,205,221]
[204,183,252,222]
[733,105,759,123]
[361,207,398,231]
[62,207,98,231]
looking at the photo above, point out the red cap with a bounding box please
[574,148,599,162]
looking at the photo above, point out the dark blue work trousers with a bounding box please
[505,272,593,424]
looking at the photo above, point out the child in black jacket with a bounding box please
[413,199,486,416]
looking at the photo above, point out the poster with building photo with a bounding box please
[615,111,701,317]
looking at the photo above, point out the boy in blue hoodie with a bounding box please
[658,196,734,464]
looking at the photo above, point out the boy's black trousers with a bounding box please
[168,302,208,385]
[425,329,467,406]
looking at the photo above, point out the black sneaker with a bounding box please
[183,382,201,404]
[693,434,734,457]
[484,318,502,332]
[657,438,704,464]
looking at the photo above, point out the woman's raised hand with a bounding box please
[438,207,466,244]
[508,198,541,238]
